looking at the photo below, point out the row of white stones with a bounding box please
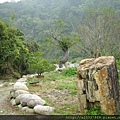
[10,75,54,115]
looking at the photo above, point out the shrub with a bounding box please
[86,106,105,115]
[71,60,76,63]
[28,52,56,76]
[62,67,77,76]
[30,59,55,76]
[116,59,120,70]
[51,59,59,64]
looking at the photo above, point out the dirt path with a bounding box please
[0,85,17,115]
[0,83,21,115]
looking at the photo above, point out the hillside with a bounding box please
[0,0,120,70]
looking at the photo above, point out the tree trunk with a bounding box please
[59,49,69,68]
[77,56,119,115]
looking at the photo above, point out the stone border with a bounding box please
[9,75,54,115]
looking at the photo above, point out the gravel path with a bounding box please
[0,83,22,115]
[0,85,17,115]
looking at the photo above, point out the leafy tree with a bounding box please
[76,7,120,58]
[46,20,80,67]
[28,52,55,76]
[0,20,29,78]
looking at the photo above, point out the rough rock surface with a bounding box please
[22,106,35,113]
[15,94,26,105]
[27,99,45,108]
[77,56,119,115]
[14,90,29,98]
[20,94,46,107]
[7,74,55,115]
[13,82,29,91]
[34,105,54,115]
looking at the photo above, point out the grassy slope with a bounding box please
[26,68,120,115]
[27,71,79,115]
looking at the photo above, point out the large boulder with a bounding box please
[27,99,45,108]
[77,56,119,115]
[34,105,54,115]
[20,94,46,107]
[20,94,33,106]
[15,94,27,105]
[13,82,29,91]
[14,90,29,98]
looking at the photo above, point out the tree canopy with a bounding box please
[0,0,120,78]
[0,21,28,78]
[0,20,55,79]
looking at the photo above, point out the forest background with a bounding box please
[0,0,120,79]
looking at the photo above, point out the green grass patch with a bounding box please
[54,104,79,115]
[118,73,120,84]
[27,71,78,114]
[61,67,77,77]
[43,72,65,81]
[86,106,105,115]
[27,77,40,85]
[55,80,77,96]
[116,59,120,70]
[70,90,77,96]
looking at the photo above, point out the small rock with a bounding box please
[18,104,23,109]
[51,81,56,85]
[9,83,15,86]
[10,99,16,106]
[17,78,27,82]
[34,105,54,115]
[22,106,35,113]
